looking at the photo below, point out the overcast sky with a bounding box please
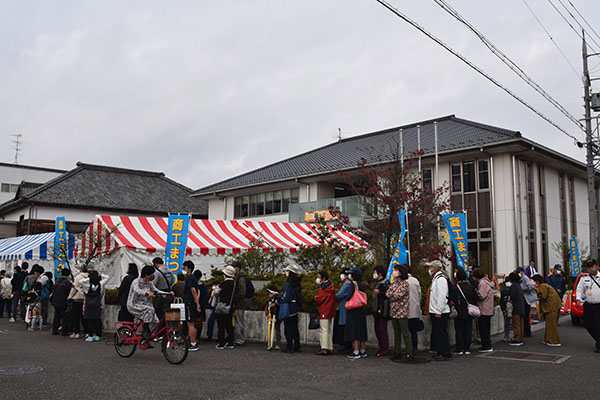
[1,0,599,189]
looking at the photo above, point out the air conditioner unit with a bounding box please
[592,92,600,112]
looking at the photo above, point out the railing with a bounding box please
[288,195,372,228]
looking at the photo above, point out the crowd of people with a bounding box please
[1,256,600,360]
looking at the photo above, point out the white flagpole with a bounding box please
[417,125,421,173]
[399,128,404,170]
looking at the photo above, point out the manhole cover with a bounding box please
[478,351,570,364]
[0,366,44,375]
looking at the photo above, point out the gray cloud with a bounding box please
[0,0,597,188]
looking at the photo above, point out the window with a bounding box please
[423,168,432,192]
[234,188,299,218]
[451,164,461,193]
[0,183,17,193]
[569,176,577,236]
[463,161,476,193]
[478,160,489,190]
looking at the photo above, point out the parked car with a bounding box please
[571,273,588,325]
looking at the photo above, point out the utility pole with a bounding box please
[10,134,22,165]
[583,31,599,259]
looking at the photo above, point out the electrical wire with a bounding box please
[556,0,600,50]
[373,0,582,144]
[547,0,598,53]
[567,0,600,45]
[433,0,583,131]
[521,0,581,79]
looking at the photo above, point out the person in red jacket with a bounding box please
[314,270,336,355]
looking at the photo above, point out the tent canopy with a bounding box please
[0,232,75,261]
[75,215,366,258]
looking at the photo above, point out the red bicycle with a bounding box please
[113,313,189,365]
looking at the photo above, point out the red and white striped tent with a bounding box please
[75,215,366,287]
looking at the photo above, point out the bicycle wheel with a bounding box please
[162,329,189,365]
[114,326,137,358]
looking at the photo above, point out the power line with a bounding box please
[433,0,583,131]
[547,0,599,53]
[521,0,581,79]
[567,0,600,44]
[556,0,600,50]
[373,0,581,143]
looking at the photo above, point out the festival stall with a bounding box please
[0,232,76,272]
[75,215,366,288]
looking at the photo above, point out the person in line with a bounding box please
[127,265,173,346]
[500,276,513,342]
[233,261,252,346]
[193,269,209,341]
[214,266,237,349]
[266,285,282,350]
[80,270,109,342]
[406,266,422,354]
[204,281,219,342]
[10,266,26,322]
[454,267,478,355]
[334,269,353,354]
[314,270,336,356]
[67,265,88,338]
[575,259,600,353]
[508,272,525,346]
[27,282,43,331]
[532,274,562,347]
[427,260,451,361]
[0,271,13,319]
[277,265,302,354]
[516,266,537,338]
[372,266,390,357]
[41,271,54,324]
[19,262,33,321]
[180,261,201,351]
[546,265,567,301]
[50,268,72,336]
[152,257,174,335]
[386,265,413,362]
[525,260,538,279]
[345,267,368,359]
[473,268,494,353]
[118,263,138,322]
[173,273,186,299]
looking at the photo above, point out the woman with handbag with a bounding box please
[345,267,368,359]
[386,265,413,362]
[214,266,237,349]
[277,265,303,354]
[473,268,495,352]
[454,268,478,355]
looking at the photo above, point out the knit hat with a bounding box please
[223,265,236,278]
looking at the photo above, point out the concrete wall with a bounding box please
[59,305,505,349]
[0,164,63,204]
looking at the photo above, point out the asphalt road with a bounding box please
[0,316,596,400]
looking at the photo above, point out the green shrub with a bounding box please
[105,288,120,305]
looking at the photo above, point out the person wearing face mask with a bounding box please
[386,265,413,362]
[372,266,391,357]
[277,265,303,353]
[454,267,478,355]
[344,267,368,359]
[532,274,562,347]
[507,272,525,346]
[426,260,451,361]
[515,266,537,338]
[406,266,422,354]
[500,276,514,342]
[314,270,336,355]
[334,269,353,353]
[472,268,495,352]
[546,264,566,300]
[182,261,201,352]
[576,259,600,353]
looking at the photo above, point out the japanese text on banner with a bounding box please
[54,217,67,277]
[442,213,469,274]
[165,214,191,281]
[387,210,408,281]
[569,238,581,277]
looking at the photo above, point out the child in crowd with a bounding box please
[27,282,43,331]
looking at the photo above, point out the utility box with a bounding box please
[592,92,600,112]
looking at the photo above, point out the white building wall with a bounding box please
[0,165,63,204]
[573,177,590,257]
[208,198,225,220]
[545,167,563,267]
[492,154,517,275]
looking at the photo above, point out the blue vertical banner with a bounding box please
[386,210,408,281]
[54,217,67,277]
[165,214,191,282]
[442,213,469,274]
[569,238,581,277]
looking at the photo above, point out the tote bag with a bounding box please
[345,282,367,310]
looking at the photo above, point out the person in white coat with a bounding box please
[426,260,451,361]
[406,266,422,353]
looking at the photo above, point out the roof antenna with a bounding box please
[338,128,342,141]
[10,134,22,165]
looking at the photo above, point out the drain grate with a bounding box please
[0,366,44,375]
[478,351,570,364]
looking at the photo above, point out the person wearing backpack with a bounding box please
[426,260,451,361]
[454,268,478,355]
[473,268,495,353]
[50,268,72,336]
[232,261,254,346]
[152,257,174,336]
[372,265,390,357]
[0,271,13,319]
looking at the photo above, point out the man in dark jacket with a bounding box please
[546,264,567,300]
[232,261,251,346]
[10,266,26,322]
[50,268,72,336]
[508,272,525,346]
[314,270,336,355]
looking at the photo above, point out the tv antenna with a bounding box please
[337,128,342,141]
[10,134,22,165]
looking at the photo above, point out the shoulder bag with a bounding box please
[345,282,367,310]
[457,283,481,318]
[215,281,236,315]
